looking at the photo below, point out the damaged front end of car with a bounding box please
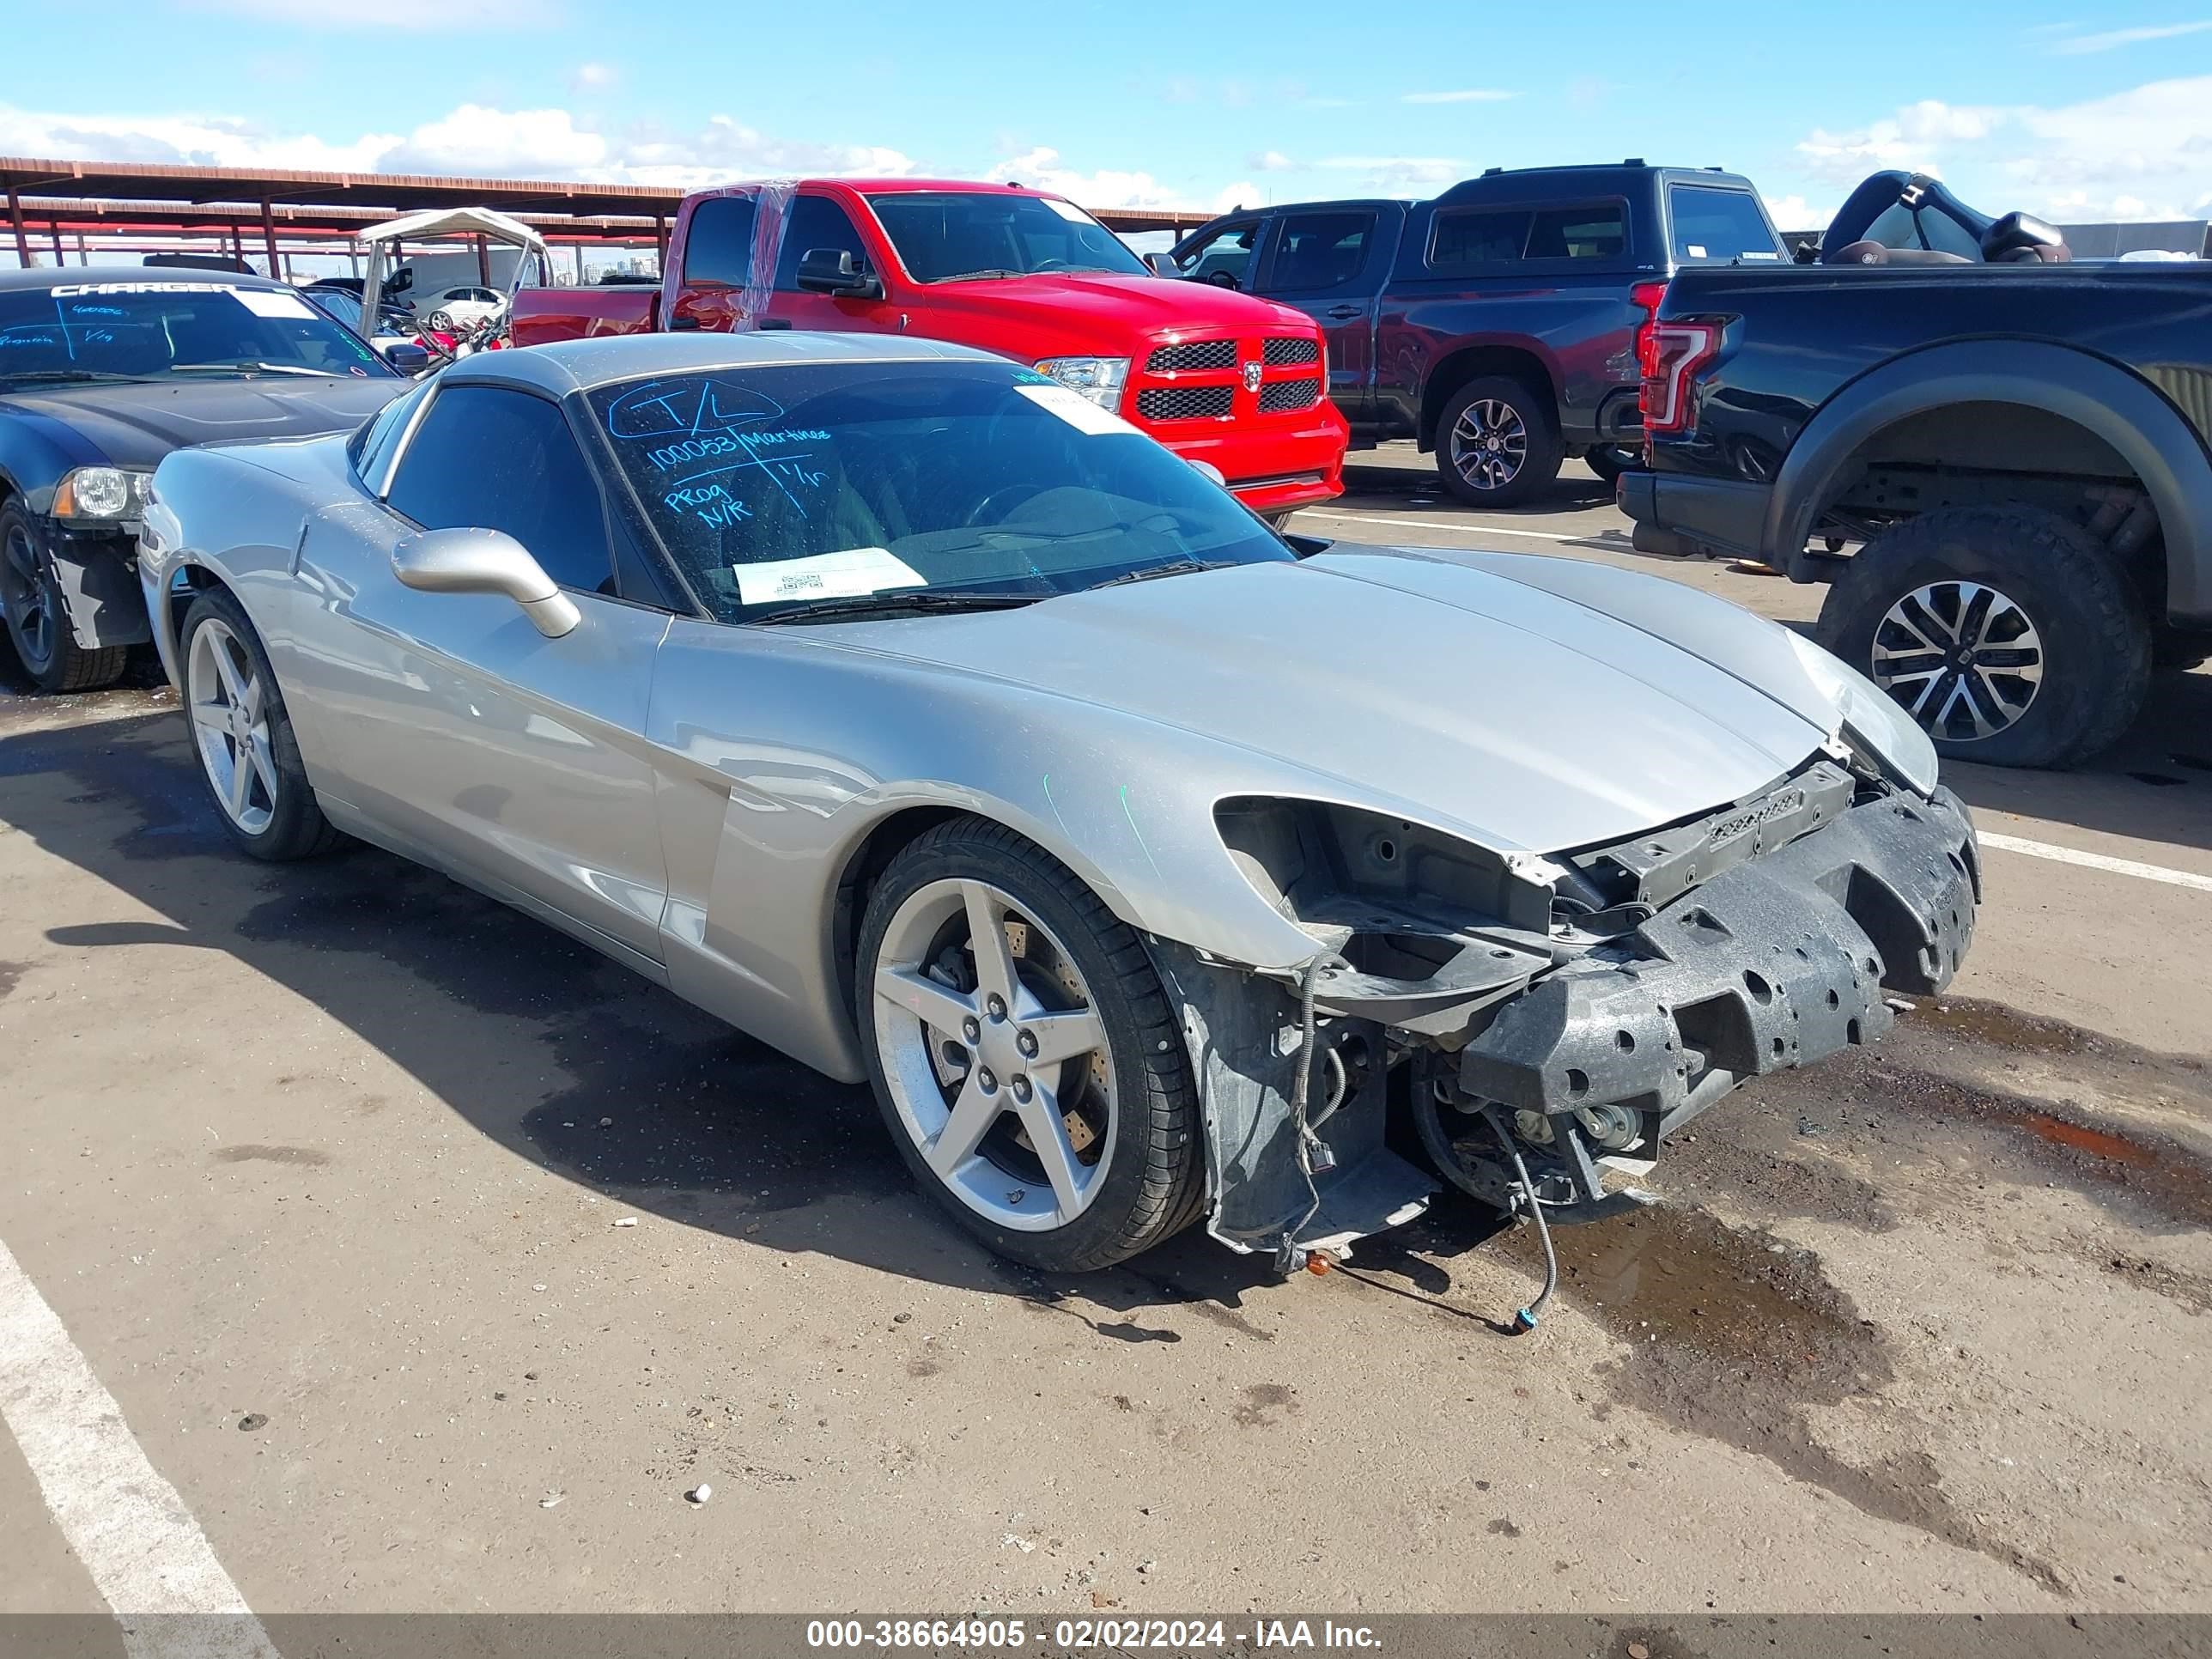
[1154,751,1979,1270]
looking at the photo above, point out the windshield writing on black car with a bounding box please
[587,362,1286,621]
[864,192,1149,283]
[0,283,391,381]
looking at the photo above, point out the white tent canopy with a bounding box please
[358,205,549,329]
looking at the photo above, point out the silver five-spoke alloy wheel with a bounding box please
[186,617,278,835]
[1870,579,2045,744]
[1448,398,1528,493]
[871,878,1116,1232]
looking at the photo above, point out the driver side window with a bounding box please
[1173,221,1261,289]
[384,386,616,595]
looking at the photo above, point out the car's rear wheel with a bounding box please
[0,502,128,693]
[857,817,1204,1272]
[1814,504,2152,769]
[1436,377,1561,508]
[1583,444,1642,488]
[179,588,343,861]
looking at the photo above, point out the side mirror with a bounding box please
[382,342,432,375]
[1145,252,1182,278]
[392,527,580,638]
[1185,458,1228,488]
[794,248,883,298]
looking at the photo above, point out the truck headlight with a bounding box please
[53,466,152,522]
[1033,356,1130,410]
[1786,628,1939,796]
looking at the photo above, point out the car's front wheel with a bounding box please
[0,502,128,693]
[179,587,343,860]
[1814,504,2152,769]
[1436,376,1561,508]
[857,817,1205,1272]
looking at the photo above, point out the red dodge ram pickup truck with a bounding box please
[511,179,1348,522]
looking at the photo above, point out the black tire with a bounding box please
[855,816,1205,1272]
[1583,444,1642,488]
[1813,505,2152,769]
[177,587,344,861]
[1434,376,1562,508]
[0,501,129,693]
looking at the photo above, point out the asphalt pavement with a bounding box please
[3,453,2208,1627]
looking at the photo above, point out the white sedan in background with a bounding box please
[414,284,506,330]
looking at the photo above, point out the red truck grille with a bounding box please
[1139,385,1235,421]
[1127,329,1328,430]
[1146,339,1237,373]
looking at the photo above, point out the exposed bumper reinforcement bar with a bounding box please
[1455,785,1978,1141]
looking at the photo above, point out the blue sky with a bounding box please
[5,1,2212,232]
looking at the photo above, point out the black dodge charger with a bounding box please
[0,267,411,690]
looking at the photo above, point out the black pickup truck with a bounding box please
[1169,162,1784,506]
[1620,194,2212,769]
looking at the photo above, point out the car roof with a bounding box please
[0,265,295,293]
[450,329,1003,394]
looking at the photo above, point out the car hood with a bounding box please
[937,271,1311,338]
[817,547,1832,854]
[0,375,404,471]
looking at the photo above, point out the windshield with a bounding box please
[865,192,1148,283]
[586,360,1287,623]
[0,281,394,383]
[303,289,414,338]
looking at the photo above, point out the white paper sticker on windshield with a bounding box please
[232,289,317,319]
[1041,197,1093,224]
[1018,382,1139,437]
[1740,250,1781,261]
[736,547,927,607]
[1686,244,1707,258]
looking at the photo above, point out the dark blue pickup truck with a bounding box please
[1621,173,2212,769]
[1169,162,1784,506]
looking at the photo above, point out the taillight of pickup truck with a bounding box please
[1633,282,1723,441]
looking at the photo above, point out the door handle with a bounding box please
[756,319,793,331]
[1325,305,1363,319]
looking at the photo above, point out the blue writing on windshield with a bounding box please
[606,377,787,441]
[663,482,754,529]
[645,427,830,472]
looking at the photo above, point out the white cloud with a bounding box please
[1212,181,1260,213]
[0,100,914,188]
[1401,88,1516,105]
[1764,194,1835,232]
[2047,19,2212,53]
[571,62,617,92]
[985,146,1182,210]
[1247,149,1294,172]
[188,0,542,26]
[1792,76,2212,222]
[1317,155,1466,194]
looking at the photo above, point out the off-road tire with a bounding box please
[1434,376,1562,508]
[179,587,345,861]
[856,816,1206,1272]
[1,501,129,693]
[1814,504,2152,769]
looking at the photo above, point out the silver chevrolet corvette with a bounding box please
[140,333,1979,1279]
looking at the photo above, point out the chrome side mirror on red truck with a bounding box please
[794,249,884,299]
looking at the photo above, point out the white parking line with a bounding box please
[0,1234,278,1659]
[1303,508,1597,545]
[1979,831,2212,894]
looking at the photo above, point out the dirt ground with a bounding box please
[3,456,2209,1619]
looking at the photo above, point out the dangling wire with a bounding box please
[1486,1109,1559,1334]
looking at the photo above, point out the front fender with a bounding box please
[1771,339,2212,621]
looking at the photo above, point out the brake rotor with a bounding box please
[929,919,1107,1159]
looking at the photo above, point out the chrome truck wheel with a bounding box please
[856,817,1201,1271]
[1871,580,2046,744]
